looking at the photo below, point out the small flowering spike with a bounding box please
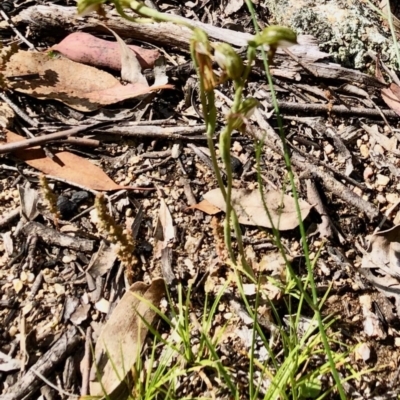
[213,43,244,81]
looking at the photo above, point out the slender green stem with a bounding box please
[245,1,346,398]
[219,52,256,273]
[121,0,195,28]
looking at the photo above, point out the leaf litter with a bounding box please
[4,50,172,111]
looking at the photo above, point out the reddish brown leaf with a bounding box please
[7,131,123,191]
[189,199,221,215]
[52,32,159,70]
[4,51,173,112]
[375,59,400,117]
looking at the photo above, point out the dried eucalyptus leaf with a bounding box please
[204,188,312,231]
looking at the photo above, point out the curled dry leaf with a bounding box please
[361,225,400,313]
[90,278,165,397]
[105,26,148,85]
[361,225,400,279]
[6,130,126,191]
[381,82,400,117]
[154,197,175,258]
[86,240,117,279]
[4,51,172,112]
[375,60,400,117]
[203,188,312,231]
[52,32,159,71]
[18,184,39,221]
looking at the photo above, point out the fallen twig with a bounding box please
[0,122,108,154]
[266,101,398,118]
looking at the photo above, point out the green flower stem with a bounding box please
[244,1,346,398]
[219,50,257,274]
[115,0,195,28]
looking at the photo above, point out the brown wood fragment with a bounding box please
[22,221,95,252]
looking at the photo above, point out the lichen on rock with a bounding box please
[264,0,399,69]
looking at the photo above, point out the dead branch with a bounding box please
[6,5,385,89]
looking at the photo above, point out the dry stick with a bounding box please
[100,124,206,136]
[306,178,345,242]
[290,144,366,190]
[0,208,20,228]
[0,91,38,127]
[249,122,379,220]
[31,369,78,398]
[132,155,172,174]
[0,326,81,400]
[80,326,92,397]
[294,151,378,220]
[0,9,36,50]
[266,101,398,118]
[54,136,101,147]
[0,123,106,154]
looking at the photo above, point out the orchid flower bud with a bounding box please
[249,26,297,64]
[213,43,244,81]
[191,28,216,91]
[229,98,259,131]
[77,0,105,16]
[252,26,297,48]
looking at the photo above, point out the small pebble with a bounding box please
[356,343,371,361]
[363,167,374,181]
[13,279,23,293]
[232,141,243,153]
[54,283,65,296]
[20,271,28,282]
[9,326,18,337]
[376,194,386,204]
[95,298,110,314]
[224,312,233,320]
[359,144,369,158]
[27,273,35,283]
[353,187,363,196]
[62,255,73,264]
[376,174,390,186]
[386,193,399,204]
[324,143,334,155]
